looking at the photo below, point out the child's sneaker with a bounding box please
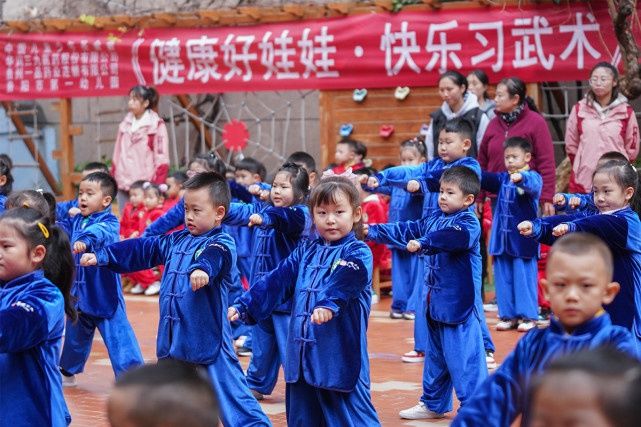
[401,350,425,363]
[130,283,145,295]
[517,320,536,332]
[496,319,518,331]
[485,350,497,370]
[402,312,416,320]
[399,402,445,420]
[389,310,403,319]
[60,368,77,387]
[371,292,380,304]
[483,301,498,312]
[144,281,161,296]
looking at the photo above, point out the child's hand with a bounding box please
[367,176,379,188]
[568,197,582,209]
[73,241,87,254]
[517,221,533,236]
[552,223,570,237]
[130,231,139,238]
[552,193,566,207]
[190,269,210,291]
[406,180,420,193]
[248,214,263,227]
[80,253,97,266]
[68,207,81,217]
[248,184,261,195]
[311,307,334,325]
[510,173,523,183]
[358,174,369,184]
[259,190,270,201]
[362,224,369,236]
[407,240,422,252]
[227,307,240,322]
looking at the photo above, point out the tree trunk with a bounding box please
[608,0,641,100]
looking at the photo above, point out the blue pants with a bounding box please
[421,311,488,414]
[228,276,254,341]
[205,347,271,427]
[286,377,380,427]
[413,262,427,352]
[59,303,143,377]
[246,313,289,395]
[391,249,421,312]
[494,255,538,321]
[475,279,495,353]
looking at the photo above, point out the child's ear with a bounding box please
[624,186,635,201]
[540,277,550,300]
[31,244,46,265]
[215,205,226,222]
[102,195,113,208]
[252,173,261,184]
[0,175,7,187]
[462,138,472,152]
[524,152,532,163]
[603,281,621,305]
[463,194,475,207]
[353,206,362,224]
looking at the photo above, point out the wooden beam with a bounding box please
[174,94,213,149]
[54,99,76,200]
[0,101,61,195]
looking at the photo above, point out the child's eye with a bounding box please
[581,283,594,289]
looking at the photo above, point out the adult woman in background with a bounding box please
[467,69,496,120]
[565,62,639,193]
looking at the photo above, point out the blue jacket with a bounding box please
[96,227,236,364]
[365,183,423,225]
[374,157,481,217]
[482,170,542,259]
[555,192,597,214]
[452,313,635,427]
[531,207,641,331]
[60,208,124,318]
[0,270,71,427]
[55,199,78,221]
[234,232,373,392]
[367,208,481,324]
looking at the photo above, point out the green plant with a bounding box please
[392,0,421,12]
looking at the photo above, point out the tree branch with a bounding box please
[609,0,641,100]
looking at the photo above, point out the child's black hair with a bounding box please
[593,160,641,218]
[82,162,109,173]
[0,208,76,321]
[441,117,475,142]
[182,171,230,215]
[529,347,641,427]
[274,162,310,205]
[0,153,13,170]
[439,70,469,92]
[440,166,480,198]
[587,61,620,105]
[235,157,267,181]
[82,171,118,200]
[286,151,317,174]
[190,152,228,176]
[400,136,427,158]
[0,155,14,196]
[599,151,628,163]
[353,167,378,177]
[337,138,359,154]
[309,176,363,239]
[468,69,491,101]
[143,182,167,200]
[129,180,146,192]
[549,233,614,279]
[110,359,219,427]
[169,170,189,185]
[129,85,159,110]
[354,140,368,160]
[498,77,539,113]
[503,136,533,154]
[6,190,57,223]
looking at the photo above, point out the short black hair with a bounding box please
[440,166,480,197]
[353,166,378,177]
[235,157,267,181]
[287,151,317,173]
[549,233,614,279]
[275,162,310,204]
[337,138,359,154]
[354,140,368,159]
[130,180,146,191]
[169,170,189,184]
[182,171,230,214]
[503,136,533,153]
[110,360,219,427]
[0,155,13,195]
[599,151,629,163]
[82,171,118,200]
[6,190,57,223]
[83,162,109,173]
[442,117,474,142]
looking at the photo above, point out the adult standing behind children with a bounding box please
[565,62,639,194]
[478,77,556,216]
[112,85,169,214]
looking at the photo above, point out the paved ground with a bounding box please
[64,293,520,426]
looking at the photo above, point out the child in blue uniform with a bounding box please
[229,176,380,427]
[0,208,76,426]
[452,233,635,426]
[519,160,641,332]
[366,166,488,420]
[59,172,143,384]
[0,154,13,213]
[224,163,311,400]
[482,137,542,332]
[55,161,109,220]
[81,172,270,427]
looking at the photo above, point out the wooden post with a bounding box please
[174,94,213,149]
[53,98,77,200]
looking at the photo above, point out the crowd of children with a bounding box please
[2,67,641,427]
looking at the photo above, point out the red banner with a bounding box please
[0,1,638,100]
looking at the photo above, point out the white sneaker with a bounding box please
[371,293,380,304]
[61,373,77,387]
[496,319,518,331]
[144,281,161,296]
[402,312,416,320]
[486,351,497,370]
[483,303,498,312]
[401,350,425,363]
[130,284,145,294]
[399,402,445,420]
[517,320,536,332]
[389,310,404,319]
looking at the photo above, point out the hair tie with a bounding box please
[37,222,49,239]
[22,202,30,208]
[142,181,151,189]
[159,183,168,193]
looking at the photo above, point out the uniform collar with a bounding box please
[320,231,356,246]
[0,270,45,289]
[549,310,611,336]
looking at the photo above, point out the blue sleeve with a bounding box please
[530,212,593,246]
[376,164,424,188]
[189,241,233,282]
[366,183,392,196]
[261,206,308,235]
[56,200,75,220]
[367,219,427,250]
[418,169,442,194]
[417,219,477,254]
[481,171,502,194]
[556,193,594,212]
[516,171,543,197]
[75,217,120,250]
[0,294,50,352]
[228,180,254,204]
[96,236,169,273]
[143,199,185,237]
[566,214,631,251]
[223,202,261,227]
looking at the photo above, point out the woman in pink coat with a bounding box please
[565,62,639,193]
[112,85,170,213]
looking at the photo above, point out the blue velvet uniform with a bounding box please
[482,170,542,321]
[234,233,380,426]
[530,207,641,337]
[555,192,597,213]
[367,209,488,413]
[225,202,310,395]
[94,227,270,427]
[55,199,78,221]
[0,271,71,427]
[58,208,143,378]
[452,312,635,427]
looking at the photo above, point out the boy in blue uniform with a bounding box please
[452,233,635,427]
[56,162,109,220]
[366,166,489,420]
[58,172,143,384]
[81,172,270,427]
[481,137,542,332]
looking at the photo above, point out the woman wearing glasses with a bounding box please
[565,62,640,194]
